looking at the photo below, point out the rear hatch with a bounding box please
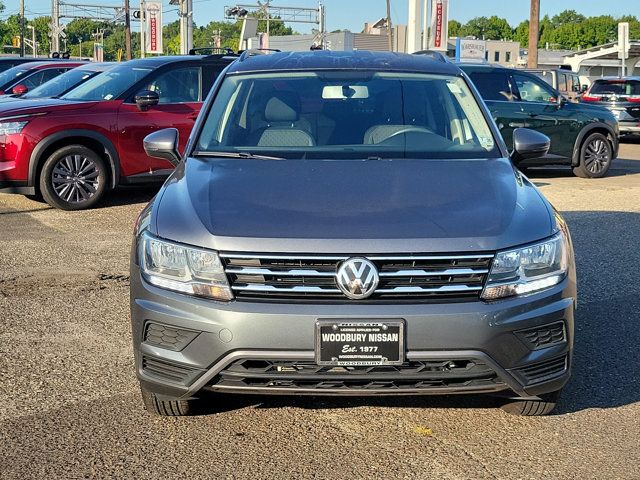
[582,79,640,121]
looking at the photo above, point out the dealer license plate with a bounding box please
[315,320,404,366]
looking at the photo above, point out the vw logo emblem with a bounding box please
[336,257,379,300]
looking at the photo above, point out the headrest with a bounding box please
[265,93,299,123]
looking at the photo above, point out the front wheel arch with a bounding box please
[571,123,616,166]
[29,130,121,192]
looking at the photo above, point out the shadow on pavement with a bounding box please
[98,185,161,208]
[524,157,640,179]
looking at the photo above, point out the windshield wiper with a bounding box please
[191,151,285,160]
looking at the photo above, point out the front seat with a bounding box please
[257,93,315,147]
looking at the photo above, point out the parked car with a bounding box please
[131,50,576,417]
[581,77,640,137]
[0,60,87,96]
[0,56,43,74]
[0,62,113,103]
[459,64,619,178]
[525,68,585,102]
[0,53,236,210]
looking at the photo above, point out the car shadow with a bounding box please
[524,157,640,179]
[192,210,640,417]
[97,185,161,209]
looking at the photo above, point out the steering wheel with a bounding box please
[381,126,434,142]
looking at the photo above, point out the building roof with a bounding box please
[227,50,461,75]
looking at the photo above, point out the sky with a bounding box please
[8,0,640,33]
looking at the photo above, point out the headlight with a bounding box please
[0,121,28,135]
[138,232,233,301]
[482,232,568,300]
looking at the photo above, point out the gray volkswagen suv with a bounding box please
[131,51,576,416]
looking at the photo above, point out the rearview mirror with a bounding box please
[511,128,550,165]
[143,128,180,167]
[135,90,159,111]
[12,84,28,95]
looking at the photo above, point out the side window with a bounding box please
[512,73,557,103]
[466,71,516,101]
[20,68,67,90]
[144,66,201,104]
[558,74,568,92]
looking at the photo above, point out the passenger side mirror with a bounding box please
[511,128,550,165]
[143,128,180,167]
[12,84,28,95]
[135,90,160,111]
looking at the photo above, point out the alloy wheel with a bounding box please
[51,154,100,204]
[584,138,611,174]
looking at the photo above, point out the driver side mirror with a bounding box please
[143,128,180,167]
[135,90,159,111]
[11,84,28,95]
[511,128,550,165]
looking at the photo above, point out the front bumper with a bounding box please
[131,266,575,401]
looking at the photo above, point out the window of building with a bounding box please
[494,51,500,62]
[505,51,511,63]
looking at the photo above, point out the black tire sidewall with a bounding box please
[576,132,612,178]
[39,145,108,210]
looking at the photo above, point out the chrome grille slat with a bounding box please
[222,252,494,302]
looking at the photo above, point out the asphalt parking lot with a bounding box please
[1,146,639,479]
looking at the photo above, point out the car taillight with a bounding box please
[628,97,640,103]
[581,95,600,102]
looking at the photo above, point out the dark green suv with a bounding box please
[460,64,619,178]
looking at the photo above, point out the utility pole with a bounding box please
[124,0,132,60]
[179,0,193,54]
[528,0,540,68]
[386,0,393,52]
[51,0,60,53]
[140,0,146,58]
[19,0,25,57]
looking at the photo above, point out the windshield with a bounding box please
[23,68,100,99]
[590,79,640,96]
[62,65,151,101]
[195,71,498,160]
[0,64,31,90]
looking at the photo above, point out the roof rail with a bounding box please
[412,50,449,63]
[188,47,235,56]
[238,48,282,62]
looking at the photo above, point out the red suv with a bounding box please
[0,60,86,96]
[0,54,235,209]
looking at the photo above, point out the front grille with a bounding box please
[144,322,199,351]
[206,358,505,392]
[221,252,494,302]
[516,322,566,350]
[514,356,568,385]
[141,355,201,385]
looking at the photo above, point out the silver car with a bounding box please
[130,51,576,416]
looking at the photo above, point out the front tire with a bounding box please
[573,132,613,178]
[501,390,561,416]
[39,145,108,210]
[140,387,201,416]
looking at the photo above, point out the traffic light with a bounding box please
[12,36,20,48]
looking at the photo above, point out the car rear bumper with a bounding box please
[131,266,576,401]
[618,121,640,135]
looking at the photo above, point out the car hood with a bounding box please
[0,98,96,117]
[153,157,555,253]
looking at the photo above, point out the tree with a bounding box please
[513,20,529,47]
[459,16,513,41]
[448,20,461,38]
[29,16,52,54]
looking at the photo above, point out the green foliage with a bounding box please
[3,9,640,58]
[448,20,461,38]
[459,16,513,41]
